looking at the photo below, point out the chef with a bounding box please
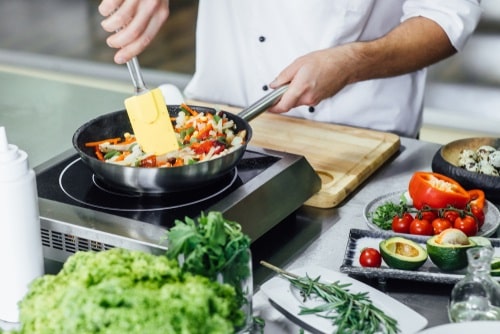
[98,0,482,138]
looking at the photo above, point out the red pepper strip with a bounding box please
[191,140,214,154]
[468,189,485,210]
[408,171,470,210]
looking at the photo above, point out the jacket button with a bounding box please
[259,36,266,42]
[308,106,315,113]
[262,85,269,91]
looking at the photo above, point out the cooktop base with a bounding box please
[35,146,321,263]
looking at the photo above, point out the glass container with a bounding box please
[217,248,253,333]
[448,246,500,322]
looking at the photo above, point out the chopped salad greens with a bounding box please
[14,248,243,334]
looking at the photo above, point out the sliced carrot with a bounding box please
[85,137,121,147]
[94,147,105,161]
[180,103,198,116]
[173,158,184,167]
[114,151,130,162]
[196,123,213,140]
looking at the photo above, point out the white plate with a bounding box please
[364,190,500,237]
[260,265,428,334]
[418,321,500,334]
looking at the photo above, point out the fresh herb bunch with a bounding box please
[369,201,408,230]
[166,211,251,279]
[165,210,253,323]
[261,262,399,334]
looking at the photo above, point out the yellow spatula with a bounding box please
[124,57,179,155]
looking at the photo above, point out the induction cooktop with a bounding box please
[35,146,321,263]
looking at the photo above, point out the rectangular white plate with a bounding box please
[260,265,428,334]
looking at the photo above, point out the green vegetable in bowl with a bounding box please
[16,248,242,334]
[166,211,252,296]
[165,211,253,332]
[166,211,251,278]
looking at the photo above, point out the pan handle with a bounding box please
[238,84,289,122]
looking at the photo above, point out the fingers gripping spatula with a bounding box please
[124,57,179,155]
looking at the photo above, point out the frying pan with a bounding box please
[72,85,288,193]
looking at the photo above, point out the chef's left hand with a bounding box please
[267,45,356,114]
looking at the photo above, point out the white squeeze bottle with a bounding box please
[0,126,44,323]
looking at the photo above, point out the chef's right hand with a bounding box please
[99,0,170,64]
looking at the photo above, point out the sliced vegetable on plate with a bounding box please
[340,228,500,284]
[365,172,500,237]
[365,172,498,236]
[379,236,428,270]
[426,229,477,271]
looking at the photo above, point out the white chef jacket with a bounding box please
[184,0,482,138]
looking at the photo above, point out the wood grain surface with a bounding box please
[188,100,401,208]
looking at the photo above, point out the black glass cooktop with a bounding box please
[36,149,279,228]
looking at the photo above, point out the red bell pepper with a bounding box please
[408,172,470,210]
[468,189,485,210]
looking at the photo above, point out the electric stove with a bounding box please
[35,146,321,263]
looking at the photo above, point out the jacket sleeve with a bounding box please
[402,0,482,51]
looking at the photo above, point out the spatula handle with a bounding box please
[126,57,148,95]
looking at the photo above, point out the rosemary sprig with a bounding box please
[261,261,399,334]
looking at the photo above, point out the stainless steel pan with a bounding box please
[72,86,287,193]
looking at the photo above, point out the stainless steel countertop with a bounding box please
[0,63,486,333]
[251,137,459,333]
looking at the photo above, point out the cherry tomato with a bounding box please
[392,213,414,234]
[359,248,382,268]
[454,215,478,236]
[409,218,433,236]
[431,218,452,235]
[470,206,485,229]
[443,210,460,224]
[419,210,438,223]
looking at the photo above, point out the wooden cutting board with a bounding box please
[188,101,400,208]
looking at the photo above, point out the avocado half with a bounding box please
[426,234,476,271]
[379,237,428,270]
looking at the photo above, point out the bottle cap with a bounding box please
[0,126,20,162]
[0,127,28,180]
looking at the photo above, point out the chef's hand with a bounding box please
[268,16,455,114]
[98,0,169,64]
[267,45,355,114]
